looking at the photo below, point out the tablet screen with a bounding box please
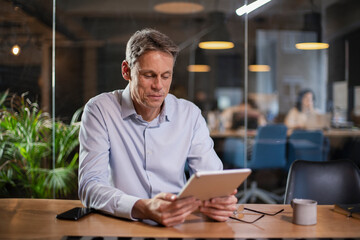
[177,168,251,201]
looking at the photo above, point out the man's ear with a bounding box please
[122,60,131,81]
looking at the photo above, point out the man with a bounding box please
[78,28,237,227]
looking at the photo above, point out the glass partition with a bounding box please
[1,0,360,200]
[0,0,65,198]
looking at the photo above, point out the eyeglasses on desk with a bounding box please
[230,206,284,224]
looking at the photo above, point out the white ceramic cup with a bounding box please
[291,198,317,225]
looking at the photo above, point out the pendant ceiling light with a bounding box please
[248,46,271,72]
[198,11,234,50]
[248,64,270,72]
[295,3,329,50]
[154,1,204,14]
[295,42,329,50]
[187,47,211,72]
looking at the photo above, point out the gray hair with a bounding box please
[125,28,179,68]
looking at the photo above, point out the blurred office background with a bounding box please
[1,0,360,199]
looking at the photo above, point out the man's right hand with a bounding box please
[132,193,201,227]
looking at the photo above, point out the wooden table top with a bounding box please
[210,128,360,138]
[1,198,360,239]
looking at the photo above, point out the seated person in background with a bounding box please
[221,97,267,130]
[194,90,217,120]
[78,28,237,227]
[284,88,320,129]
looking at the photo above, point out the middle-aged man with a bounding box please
[78,28,237,227]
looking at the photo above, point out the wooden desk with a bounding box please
[210,129,257,138]
[1,199,359,239]
[323,128,360,138]
[210,128,360,138]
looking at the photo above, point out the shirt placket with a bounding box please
[145,117,162,198]
[143,124,152,197]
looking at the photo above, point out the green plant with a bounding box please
[0,91,81,198]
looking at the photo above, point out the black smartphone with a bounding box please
[56,207,94,220]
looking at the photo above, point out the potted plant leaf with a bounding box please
[0,90,81,199]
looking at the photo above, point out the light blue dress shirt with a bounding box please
[78,85,223,220]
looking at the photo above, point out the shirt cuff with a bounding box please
[114,194,141,220]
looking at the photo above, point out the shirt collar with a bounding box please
[160,98,170,123]
[120,84,170,123]
[120,85,137,119]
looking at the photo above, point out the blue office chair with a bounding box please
[286,130,327,170]
[223,124,288,203]
[222,138,245,169]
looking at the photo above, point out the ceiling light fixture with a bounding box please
[236,0,271,16]
[11,44,21,56]
[295,2,329,50]
[295,42,329,50]
[187,65,211,72]
[198,12,234,50]
[198,41,234,50]
[154,2,204,14]
[248,64,271,72]
[187,47,211,72]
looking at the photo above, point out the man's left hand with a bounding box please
[198,189,238,222]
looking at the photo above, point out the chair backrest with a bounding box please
[289,130,323,146]
[250,124,288,169]
[222,137,246,168]
[284,159,360,204]
[287,130,325,170]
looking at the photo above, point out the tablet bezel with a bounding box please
[177,168,251,201]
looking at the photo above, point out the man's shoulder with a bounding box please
[87,90,120,105]
[165,94,202,123]
[85,90,122,112]
[166,94,199,111]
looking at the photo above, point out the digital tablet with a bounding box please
[177,168,251,201]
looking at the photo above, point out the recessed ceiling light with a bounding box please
[154,2,204,14]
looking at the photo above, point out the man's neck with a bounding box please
[133,103,162,122]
